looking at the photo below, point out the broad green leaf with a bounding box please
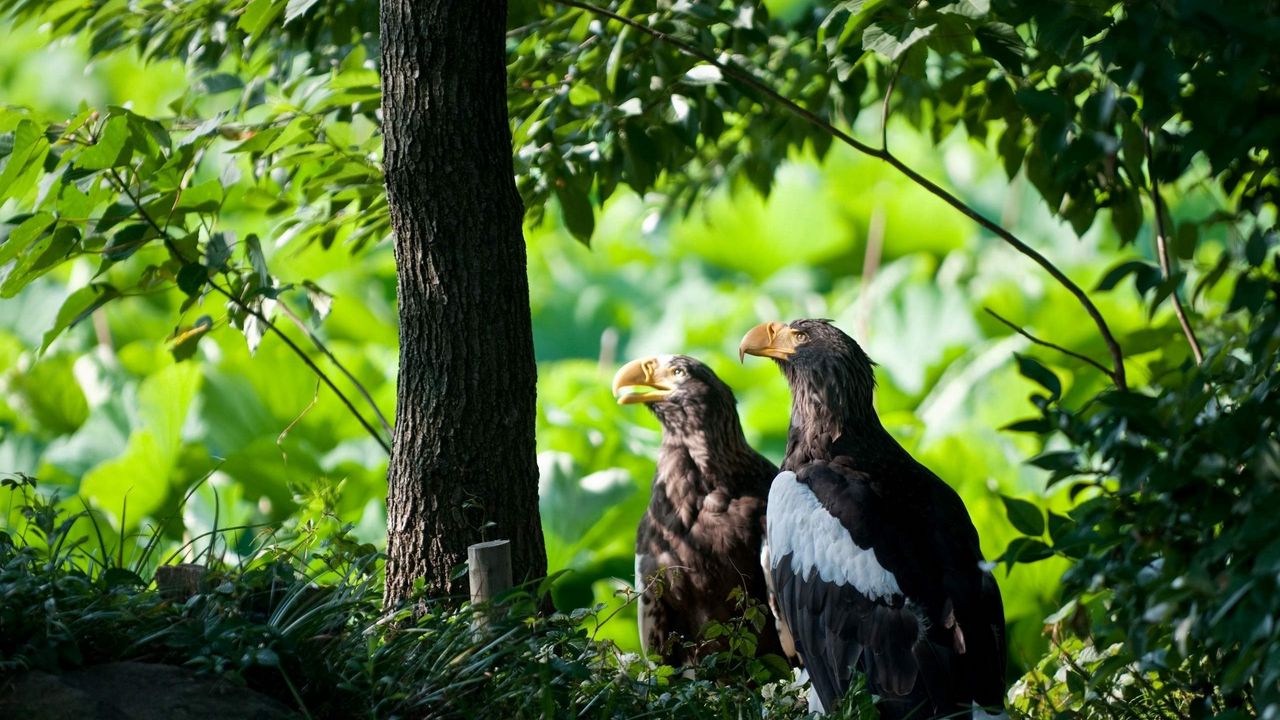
[862,20,935,61]
[80,431,169,524]
[245,233,269,287]
[285,0,320,24]
[173,180,223,214]
[77,115,132,170]
[1110,188,1143,245]
[1001,537,1053,568]
[239,0,285,35]
[177,263,208,296]
[1014,353,1061,401]
[555,184,594,246]
[1094,259,1155,292]
[9,355,89,435]
[40,283,121,353]
[0,212,55,265]
[1001,495,1045,536]
[0,120,50,202]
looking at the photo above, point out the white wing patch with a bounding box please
[767,470,902,602]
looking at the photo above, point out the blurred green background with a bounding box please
[0,14,1208,677]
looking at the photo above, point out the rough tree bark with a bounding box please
[380,0,547,606]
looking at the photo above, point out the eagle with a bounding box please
[612,354,789,666]
[739,320,1007,719]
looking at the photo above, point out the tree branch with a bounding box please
[278,300,393,436]
[984,308,1114,379]
[1144,128,1204,365]
[102,166,392,454]
[555,0,1128,390]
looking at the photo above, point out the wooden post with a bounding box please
[467,539,512,605]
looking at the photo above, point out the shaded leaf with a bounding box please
[1015,353,1061,401]
[40,283,121,353]
[1002,495,1046,536]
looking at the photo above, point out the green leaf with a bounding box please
[177,263,208,296]
[863,19,935,61]
[1001,495,1045,536]
[169,316,213,362]
[245,233,269,287]
[78,115,132,170]
[0,120,50,202]
[1002,417,1050,434]
[239,0,285,35]
[0,212,55,265]
[1173,221,1198,260]
[41,283,121,353]
[1015,353,1061,401]
[1001,537,1053,568]
[9,355,89,434]
[1245,228,1270,267]
[1046,511,1073,544]
[173,180,223,214]
[284,0,320,24]
[1028,450,1077,472]
[975,23,1025,73]
[1228,275,1267,314]
[101,568,145,588]
[1110,188,1143,245]
[555,183,594,246]
[1094,259,1155,292]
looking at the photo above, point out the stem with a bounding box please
[278,301,394,436]
[103,167,392,454]
[984,308,1114,379]
[1144,128,1204,365]
[555,0,1128,389]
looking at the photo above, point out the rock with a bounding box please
[0,662,299,720]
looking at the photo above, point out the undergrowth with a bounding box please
[0,476,878,719]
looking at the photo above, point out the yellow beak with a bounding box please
[739,321,799,362]
[611,357,675,405]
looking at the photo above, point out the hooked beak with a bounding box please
[739,321,800,362]
[612,357,675,405]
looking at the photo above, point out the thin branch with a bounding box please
[278,301,393,436]
[1144,128,1205,365]
[555,0,1128,390]
[102,166,392,454]
[881,53,907,153]
[984,307,1114,379]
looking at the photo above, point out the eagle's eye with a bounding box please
[793,331,809,343]
[672,367,686,377]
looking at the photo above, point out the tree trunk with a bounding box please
[380,0,546,606]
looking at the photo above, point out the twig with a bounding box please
[984,307,1114,379]
[554,0,1128,390]
[1144,128,1204,365]
[101,165,392,454]
[881,53,907,153]
[278,301,393,437]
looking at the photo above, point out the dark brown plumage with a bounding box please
[741,320,1007,719]
[612,354,785,666]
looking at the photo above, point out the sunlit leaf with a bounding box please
[40,283,121,353]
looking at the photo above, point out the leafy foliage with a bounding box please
[0,478,875,719]
[1001,285,1280,718]
[2,0,1278,716]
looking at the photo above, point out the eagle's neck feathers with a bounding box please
[782,354,880,470]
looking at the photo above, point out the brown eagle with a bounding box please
[740,320,1007,719]
[612,354,789,666]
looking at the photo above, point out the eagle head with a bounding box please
[612,355,739,434]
